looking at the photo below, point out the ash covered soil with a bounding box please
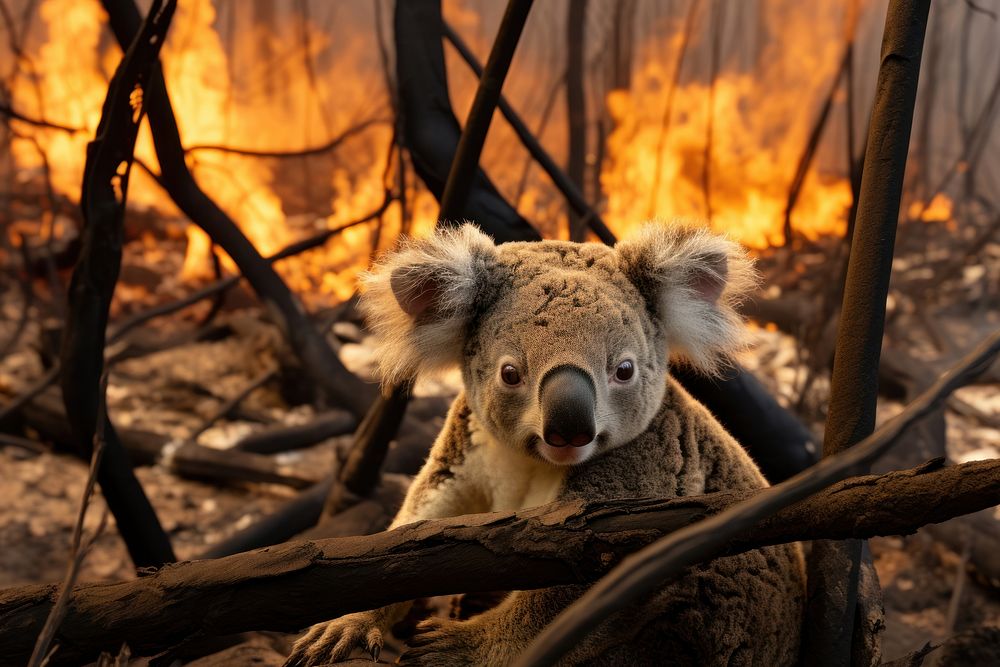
[1,229,998,664]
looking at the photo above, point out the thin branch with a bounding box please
[438,0,535,222]
[27,375,110,667]
[647,0,700,218]
[782,8,858,246]
[442,19,616,244]
[105,190,392,345]
[0,103,83,133]
[513,327,1000,666]
[184,117,388,159]
[186,367,277,442]
[0,364,59,424]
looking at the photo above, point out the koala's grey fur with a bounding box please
[285,223,805,667]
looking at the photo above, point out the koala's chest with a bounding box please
[462,420,567,512]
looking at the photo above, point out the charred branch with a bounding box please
[436,0,534,222]
[100,0,377,419]
[59,0,177,569]
[441,20,615,244]
[0,459,998,666]
[183,117,389,159]
[198,477,335,560]
[394,0,539,242]
[232,410,357,455]
[565,0,587,241]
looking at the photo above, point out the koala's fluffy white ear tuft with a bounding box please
[359,224,498,384]
[616,222,757,375]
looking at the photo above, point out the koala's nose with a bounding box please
[540,365,596,448]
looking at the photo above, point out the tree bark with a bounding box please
[1,459,998,666]
[805,2,931,663]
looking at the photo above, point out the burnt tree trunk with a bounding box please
[59,0,178,569]
[804,2,931,663]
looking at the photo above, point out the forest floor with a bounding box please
[0,223,998,665]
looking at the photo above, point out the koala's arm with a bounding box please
[285,395,487,667]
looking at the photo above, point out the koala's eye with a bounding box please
[614,360,635,383]
[500,364,523,386]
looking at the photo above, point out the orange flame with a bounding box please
[4,0,954,304]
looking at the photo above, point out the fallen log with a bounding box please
[1,459,998,665]
[231,410,356,455]
[13,390,318,489]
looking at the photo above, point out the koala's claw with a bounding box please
[283,613,385,667]
[398,618,478,666]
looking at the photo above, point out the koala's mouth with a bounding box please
[527,432,603,467]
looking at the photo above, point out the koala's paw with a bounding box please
[283,612,385,666]
[398,618,482,666]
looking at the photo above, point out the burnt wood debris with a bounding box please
[0,0,997,665]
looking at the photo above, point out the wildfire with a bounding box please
[3,0,954,303]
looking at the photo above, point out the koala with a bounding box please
[285,223,805,667]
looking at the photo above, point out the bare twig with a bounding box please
[27,375,111,667]
[782,4,858,246]
[701,0,723,219]
[187,367,277,442]
[0,103,83,133]
[513,328,999,666]
[184,117,388,159]
[105,194,392,346]
[0,432,48,455]
[647,0,700,218]
[442,20,615,244]
[0,364,60,425]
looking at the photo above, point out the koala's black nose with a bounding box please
[540,365,596,448]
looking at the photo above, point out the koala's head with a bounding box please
[360,223,754,467]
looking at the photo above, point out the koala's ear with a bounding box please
[359,224,499,384]
[615,223,757,375]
